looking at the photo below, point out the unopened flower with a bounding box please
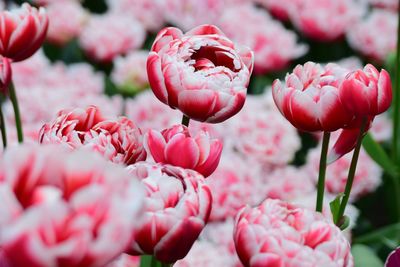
[0,144,145,267]
[234,199,354,267]
[146,124,223,177]
[147,24,254,123]
[126,162,212,263]
[0,3,48,62]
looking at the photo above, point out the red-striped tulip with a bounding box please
[0,3,49,62]
[272,62,353,132]
[339,64,392,116]
[146,124,223,177]
[147,24,254,123]
[126,162,212,263]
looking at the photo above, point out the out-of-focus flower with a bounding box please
[0,144,145,267]
[234,199,354,267]
[254,0,301,20]
[217,4,307,74]
[79,13,145,62]
[263,166,315,201]
[126,162,212,263]
[0,3,48,62]
[289,0,365,42]
[370,113,392,142]
[39,106,147,165]
[206,151,265,221]
[147,24,254,123]
[0,57,11,93]
[106,254,139,267]
[272,62,353,132]
[386,247,400,267]
[111,51,150,95]
[175,240,239,267]
[146,124,222,177]
[125,90,180,132]
[347,9,397,62]
[226,95,301,166]
[107,0,164,32]
[46,1,88,45]
[363,0,398,10]
[340,65,392,116]
[306,145,382,201]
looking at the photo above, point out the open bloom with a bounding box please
[0,3,49,62]
[126,162,212,263]
[147,24,254,123]
[272,62,354,132]
[39,106,147,165]
[234,199,354,267]
[146,124,223,177]
[0,145,145,267]
[340,64,392,117]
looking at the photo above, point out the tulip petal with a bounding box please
[195,139,223,177]
[147,52,169,104]
[165,134,200,169]
[177,90,217,122]
[385,247,400,267]
[151,27,183,53]
[327,128,360,164]
[146,130,167,163]
[186,24,226,37]
[377,69,392,114]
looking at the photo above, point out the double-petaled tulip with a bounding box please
[339,64,392,117]
[126,162,212,263]
[272,62,353,132]
[234,199,353,267]
[147,24,254,123]
[146,124,223,177]
[0,3,49,62]
[39,105,147,165]
[328,64,392,162]
[0,144,145,267]
[0,57,11,94]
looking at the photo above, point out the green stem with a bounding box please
[392,0,400,163]
[8,81,23,143]
[0,100,7,148]
[316,132,330,212]
[181,115,190,127]
[335,118,368,225]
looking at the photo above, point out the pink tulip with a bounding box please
[146,124,223,177]
[126,162,212,263]
[272,62,354,132]
[234,199,354,267]
[0,144,145,267]
[147,24,254,123]
[0,57,11,93]
[0,3,49,62]
[340,64,392,117]
[39,105,147,165]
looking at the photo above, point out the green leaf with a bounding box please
[352,244,383,267]
[362,133,398,178]
[354,223,400,244]
[329,193,344,221]
[339,215,350,231]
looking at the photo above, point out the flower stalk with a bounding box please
[392,0,400,164]
[181,115,190,127]
[8,81,23,143]
[335,118,368,225]
[0,100,7,148]
[316,132,330,212]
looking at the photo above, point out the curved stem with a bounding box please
[335,118,368,225]
[8,81,23,143]
[0,100,7,148]
[316,132,330,212]
[181,115,190,127]
[392,0,400,163]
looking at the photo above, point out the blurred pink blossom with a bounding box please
[0,144,145,267]
[290,0,365,41]
[79,13,145,62]
[46,1,88,45]
[346,9,397,62]
[111,50,149,93]
[254,0,301,20]
[107,0,165,31]
[370,113,392,142]
[306,145,382,201]
[217,3,307,74]
[234,199,354,267]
